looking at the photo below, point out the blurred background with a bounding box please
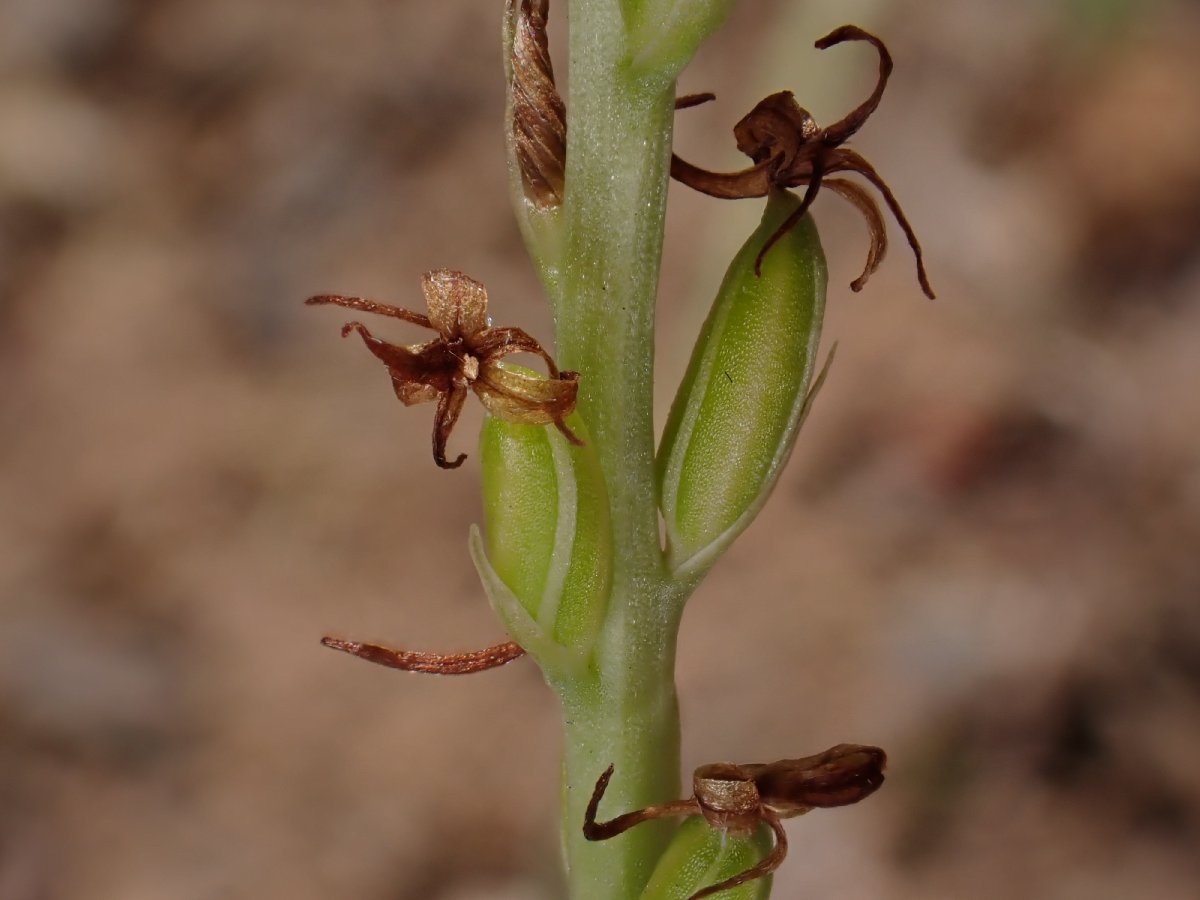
[2,0,1199,897]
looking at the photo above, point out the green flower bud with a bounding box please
[478,410,611,660]
[640,817,773,900]
[657,190,830,577]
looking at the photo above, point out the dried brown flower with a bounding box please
[672,25,935,298]
[308,269,581,469]
[584,744,886,899]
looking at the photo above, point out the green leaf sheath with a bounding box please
[657,190,829,577]
[641,818,774,900]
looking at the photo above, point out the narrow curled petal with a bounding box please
[421,268,490,338]
[813,25,893,146]
[432,384,470,469]
[306,293,432,328]
[822,177,888,291]
[824,148,935,298]
[670,154,774,200]
[475,362,579,426]
[320,636,525,675]
[583,766,699,841]
[340,322,446,405]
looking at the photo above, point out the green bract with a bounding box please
[479,410,611,661]
[657,190,830,578]
[640,817,773,900]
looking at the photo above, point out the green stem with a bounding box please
[558,592,683,897]
[557,0,672,568]
[552,0,686,895]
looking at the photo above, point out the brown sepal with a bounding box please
[321,636,526,675]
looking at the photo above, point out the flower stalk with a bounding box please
[547,2,690,891]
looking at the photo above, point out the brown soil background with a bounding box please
[2,1,1199,898]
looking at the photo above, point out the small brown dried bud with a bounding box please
[508,0,566,208]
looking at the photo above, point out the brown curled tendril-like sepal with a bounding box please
[321,636,526,675]
[307,269,582,469]
[584,744,886,900]
[672,24,935,298]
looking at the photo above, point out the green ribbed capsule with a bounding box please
[657,190,829,578]
[640,817,773,900]
[478,410,611,663]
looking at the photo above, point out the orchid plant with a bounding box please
[309,1,930,896]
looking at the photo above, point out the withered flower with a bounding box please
[308,269,581,469]
[585,744,886,899]
[672,25,935,298]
